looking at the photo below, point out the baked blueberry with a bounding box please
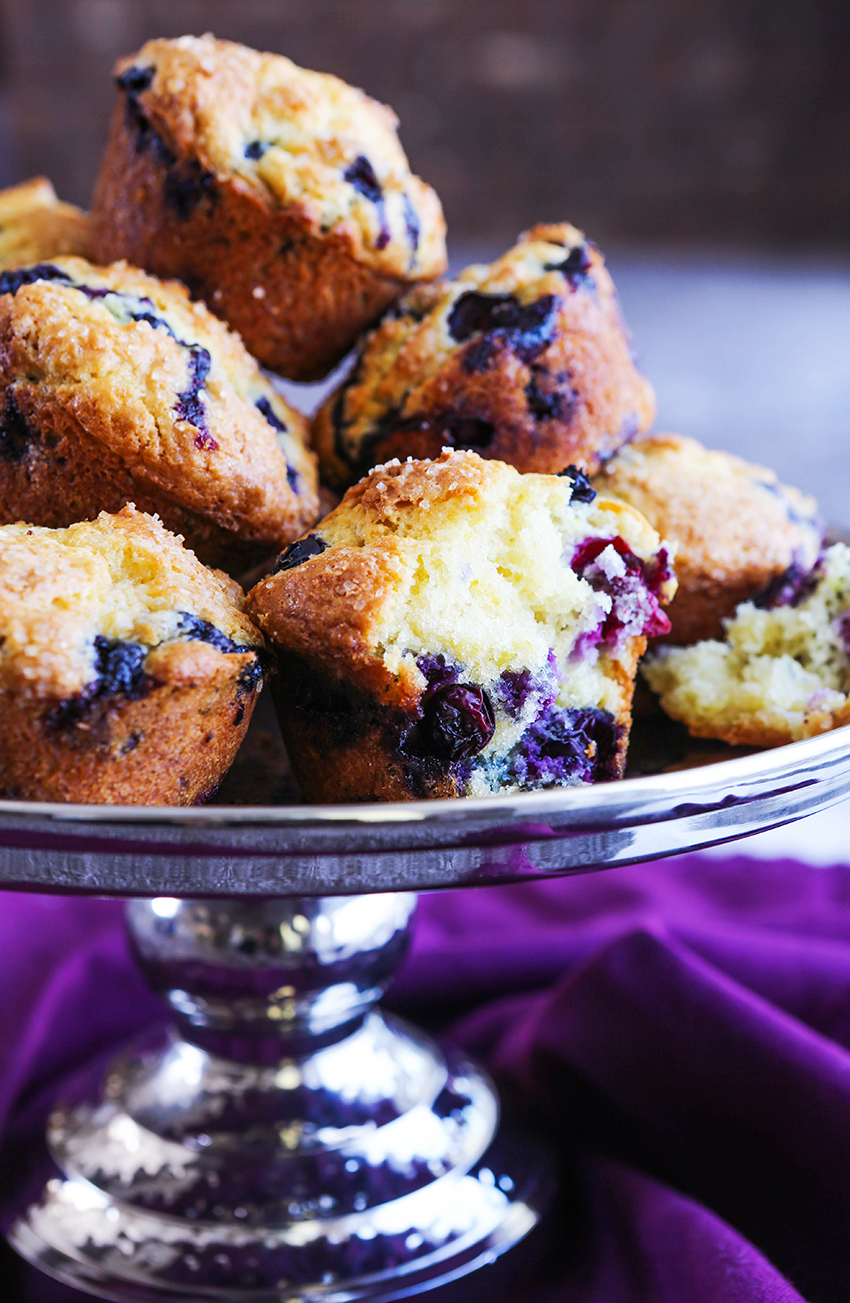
[271,533,329,574]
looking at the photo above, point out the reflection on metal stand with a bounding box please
[9,894,554,1301]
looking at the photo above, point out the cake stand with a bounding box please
[4,719,850,1303]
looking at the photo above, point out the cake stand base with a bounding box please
[8,894,555,1302]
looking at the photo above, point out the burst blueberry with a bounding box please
[0,263,71,297]
[46,636,152,731]
[255,396,287,433]
[447,292,557,364]
[753,561,820,610]
[271,533,329,574]
[420,683,495,762]
[544,242,594,290]
[557,464,596,503]
[344,155,383,204]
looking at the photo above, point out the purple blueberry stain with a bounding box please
[46,636,153,731]
[504,705,621,787]
[271,533,329,575]
[0,389,35,461]
[344,155,390,249]
[116,64,156,145]
[526,370,576,422]
[403,194,420,252]
[498,668,534,717]
[255,397,300,489]
[495,651,559,723]
[496,667,555,720]
[571,535,671,645]
[557,464,597,504]
[255,396,287,433]
[447,292,558,364]
[0,263,72,297]
[174,345,217,450]
[417,654,460,691]
[163,158,216,219]
[752,560,821,610]
[543,241,595,291]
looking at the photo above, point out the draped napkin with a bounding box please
[2,852,850,1301]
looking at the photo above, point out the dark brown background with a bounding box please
[1,0,848,249]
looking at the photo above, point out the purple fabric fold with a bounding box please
[4,853,850,1301]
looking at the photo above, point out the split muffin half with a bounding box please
[248,450,675,802]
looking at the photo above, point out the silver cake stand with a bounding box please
[5,716,850,1302]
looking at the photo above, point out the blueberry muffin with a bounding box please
[594,434,822,645]
[643,544,850,746]
[90,35,447,381]
[0,256,317,571]
[0,177,91,270]
[312,223,656,491]
[248,451,676,802]
[0,506,267,804]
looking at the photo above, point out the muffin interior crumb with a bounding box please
[643,543,850,743]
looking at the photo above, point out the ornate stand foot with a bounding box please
[9,894,554,1301]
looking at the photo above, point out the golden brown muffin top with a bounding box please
[0,177,91,271]
[113,35,446,278]
[315,222,653,480]
[0,506,261,700]
[0,256,317,540]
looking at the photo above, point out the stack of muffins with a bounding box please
[0,34,838,805]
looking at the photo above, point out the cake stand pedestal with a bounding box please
[9,894,553,1302]
[5,722,850,1299]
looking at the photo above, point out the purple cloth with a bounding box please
[4,854,850,1301]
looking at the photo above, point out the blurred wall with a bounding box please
[0,0,848,248]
